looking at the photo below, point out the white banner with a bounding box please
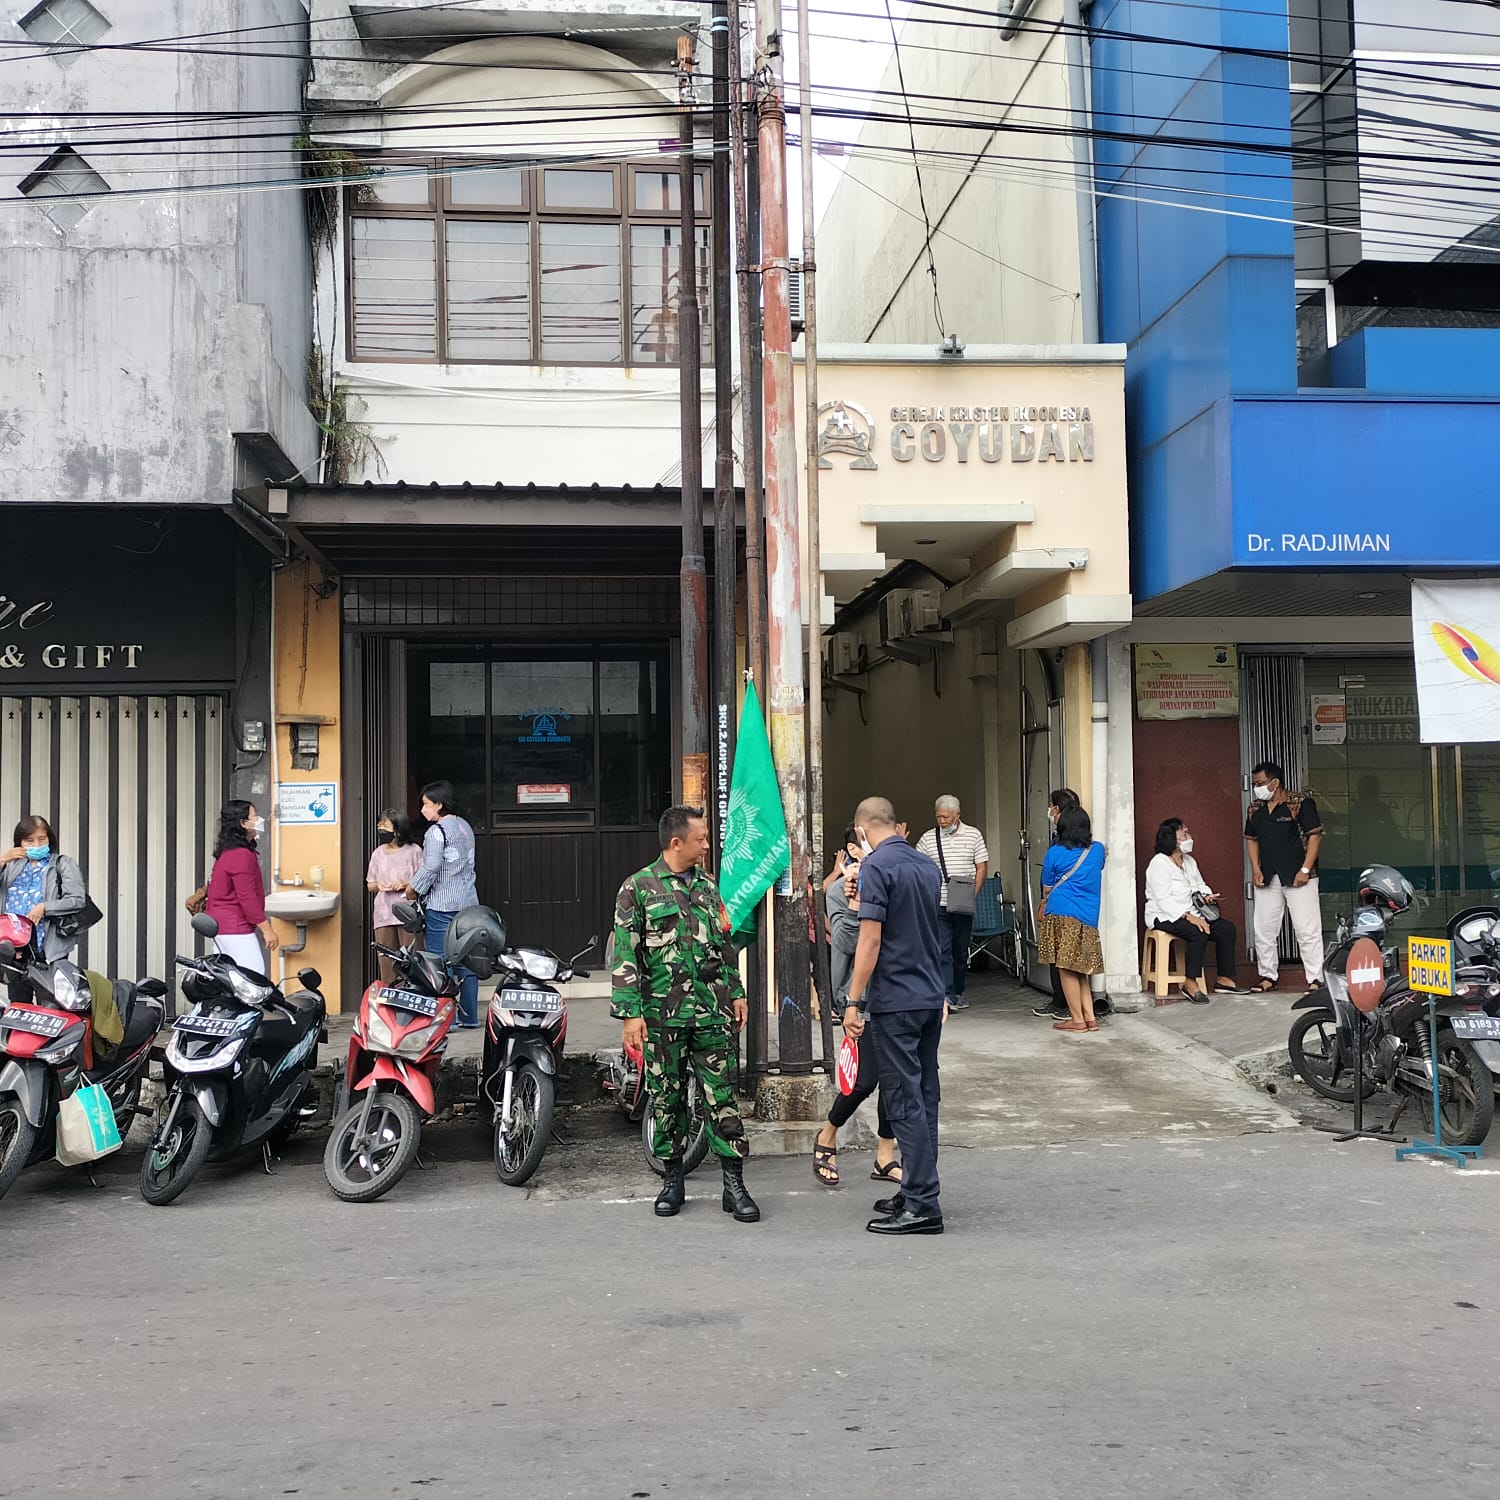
[1411,579,1500,743]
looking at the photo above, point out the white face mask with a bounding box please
[857,830,873,855]
[1253,785,1273,802]
[248,816,266,836]
[1179,837,1194,854]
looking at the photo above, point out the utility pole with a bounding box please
[728,0,770,1080]
[753,0,812,1072]
[711,2,737,861]
[676,36,709,813]
[795,0,834,1069]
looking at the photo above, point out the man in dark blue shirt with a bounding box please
[843,796,946,1235]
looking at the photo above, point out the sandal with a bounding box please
[1250,979,1276,993]
[1085,1020,1101,1032]
[1053,1020,1089,1032]
[871,1160,904,1183]
[813,1142,840,1187]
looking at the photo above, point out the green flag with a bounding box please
[720,679,789,935]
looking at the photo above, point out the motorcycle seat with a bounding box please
[258,993,323,1047]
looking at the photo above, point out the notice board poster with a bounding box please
[1135,645,1239,720]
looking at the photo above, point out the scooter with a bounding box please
[323,901,458,1203]
[0,912,167,1200]
[140,912,327,1206]
[481,933,595,1186]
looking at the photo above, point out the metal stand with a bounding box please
[1317,1014,1403,1142]
[1396,995,1481,1168]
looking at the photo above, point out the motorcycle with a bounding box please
[0,912,167,1199]
[140,912,327,1206]
[481,933,595,1186]
[1287,865,1496,1146]
[601,1040,711,1179]
[323,900,461,1203]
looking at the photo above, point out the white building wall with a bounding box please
[816,1,1088,347]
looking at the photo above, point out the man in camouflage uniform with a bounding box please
[612,805,759,1222]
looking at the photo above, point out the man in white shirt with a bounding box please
[915,795,988,1011]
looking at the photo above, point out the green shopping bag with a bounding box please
[55,1083,123,1166]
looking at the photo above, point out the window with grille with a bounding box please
[347,158,711,367]
[19,145,108,231]
[19,0,110,64]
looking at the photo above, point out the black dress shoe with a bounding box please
[867,1207,944,1235]
[873,1191,905,1215]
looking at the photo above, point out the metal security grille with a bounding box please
[0,696,224,987]
[342,575,679,628]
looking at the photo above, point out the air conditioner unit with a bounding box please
[828,632,863,675]
[788,259,804,337]
[878,590,912,646]
[908,588,942,633]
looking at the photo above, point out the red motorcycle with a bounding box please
[0,913,167,1199]
[322,901,506,1202]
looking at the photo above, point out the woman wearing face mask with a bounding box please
[1,815,88,966]
[366,809,422,983]
[405,780,480,1027]
[1143,817,1238,1003]
[204,800,278,972]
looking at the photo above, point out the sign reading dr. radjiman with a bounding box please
[1411,579,1500,743]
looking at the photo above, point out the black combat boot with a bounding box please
[720,1156,760,1222]
[655,1158,686,1217]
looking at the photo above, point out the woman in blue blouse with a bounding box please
[1037,804,1107,1033]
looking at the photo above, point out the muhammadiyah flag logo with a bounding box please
[719,679,789,936]
[1432,622,1500,686]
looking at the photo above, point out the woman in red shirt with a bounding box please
[205,800,279,973]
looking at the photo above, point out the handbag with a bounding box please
[55,1082,123,1166]
[55,896,103,941]
[934,830,976,916]
[1192,891,1222,923]
[1039,846,1091,919]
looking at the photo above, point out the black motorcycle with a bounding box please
[481,933,595,1186]
[1287,866,1496,1146]
[141,913,326,1205]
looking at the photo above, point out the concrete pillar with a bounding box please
[1062,643,1092,811]
[1100,631,1142,1008]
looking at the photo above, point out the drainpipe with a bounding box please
[999,0,1039,41]
[1062,0,1099,344]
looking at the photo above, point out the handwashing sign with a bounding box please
[278,782,338,826]
[1407,936,1452,996]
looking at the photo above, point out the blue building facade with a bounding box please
[1092,0,1500,944]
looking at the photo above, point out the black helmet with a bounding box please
[1357,864,1414,915]
[443,905,507,980]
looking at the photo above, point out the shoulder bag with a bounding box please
[934,831,977,916]
[1039,846,1091,919]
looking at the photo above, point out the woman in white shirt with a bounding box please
[1143,818,1239,1003]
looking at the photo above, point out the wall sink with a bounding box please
[265,890,341,921]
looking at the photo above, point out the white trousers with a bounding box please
[215,931,268,977]
[1252,876,1324,985]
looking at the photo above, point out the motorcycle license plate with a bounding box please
[498,988,560,1013]
[175,1014,241,1038]
[376,986,439,1018]
[1,1009,68,1037]
[1448,1013,1500,1041]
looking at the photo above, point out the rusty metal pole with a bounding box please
[795,0,834,1070]
[754,0,812,1072]
[728,0,769,1081]
[676,37,709,813]
[711,1,737,864]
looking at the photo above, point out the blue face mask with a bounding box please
[24,846,50,862]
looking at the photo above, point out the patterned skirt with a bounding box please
[1037,914,1103,976]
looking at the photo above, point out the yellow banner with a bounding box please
[1407,936,1452,995]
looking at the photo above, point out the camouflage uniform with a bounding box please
[611,857,748,1160]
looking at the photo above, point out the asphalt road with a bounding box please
[5,1109,1500,1499]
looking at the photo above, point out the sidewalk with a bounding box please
[1137,986,1299,1088]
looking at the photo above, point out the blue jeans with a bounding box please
[425,907,480,1026]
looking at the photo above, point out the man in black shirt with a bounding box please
[1244,759,1325,993]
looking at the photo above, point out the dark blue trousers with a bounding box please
[871,1007,943,1216]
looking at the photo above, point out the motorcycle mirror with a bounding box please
[190,911,220,940]
[569,935,599,965]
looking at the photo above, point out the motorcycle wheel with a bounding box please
[1287,1009,1375,1103]
[0,1098,39,1202]
[494,1062,554,1187]
[323,1091,421,1203]
[1433,1030,1495,1148]
[642,1082,711,1178]
[140,1095,214,1207]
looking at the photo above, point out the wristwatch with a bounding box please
[1299,866,1311,876]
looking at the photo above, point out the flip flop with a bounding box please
[871,1160,904,1183]
[813,1142,840,1187]
[1250,979,1277,993]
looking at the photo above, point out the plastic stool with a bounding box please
[1141,928,1188,999]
